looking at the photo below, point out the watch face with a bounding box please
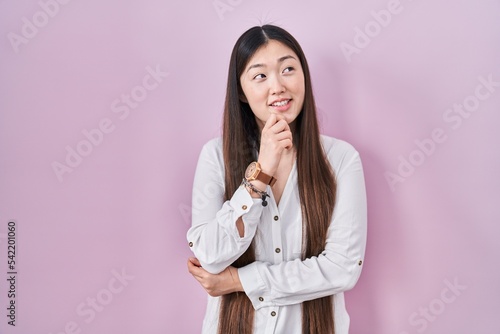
[245,162,257,180]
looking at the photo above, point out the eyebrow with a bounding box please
[246,55,297,73]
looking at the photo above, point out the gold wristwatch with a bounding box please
[245,162,277,186]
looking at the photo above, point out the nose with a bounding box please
[269,75,286,95]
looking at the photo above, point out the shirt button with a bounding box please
[274,215,279,221]
[358,260,363,266]
[271,311,276,317]
[259,297,264,302]
[188,242,193,247]
[242,205,248,210]
[275,248,281,253]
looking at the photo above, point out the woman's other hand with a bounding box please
[187,257,243,297]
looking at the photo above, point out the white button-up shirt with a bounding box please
[187,135,367,334]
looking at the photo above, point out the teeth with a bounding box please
[272,100,290,107]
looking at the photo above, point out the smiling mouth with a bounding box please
[270,99,291,107]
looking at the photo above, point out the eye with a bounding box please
[283,66,294,73]
[253,73,266,80]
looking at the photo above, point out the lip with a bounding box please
[269,98,292,112]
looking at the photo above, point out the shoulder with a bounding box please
[320,135,362,176]
[320,134,359,157]
[201,137,223,153]
[198,137,224,164]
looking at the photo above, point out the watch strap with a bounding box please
[256,171,277,187]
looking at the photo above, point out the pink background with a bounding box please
[1,1,499,333]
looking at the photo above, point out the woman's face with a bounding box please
[240,40,305,130]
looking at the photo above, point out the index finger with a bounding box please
[187,259,204,278]
[263,113,278,131]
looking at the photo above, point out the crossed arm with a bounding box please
[186,139,367,306]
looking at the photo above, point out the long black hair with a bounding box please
[220,25,337,334]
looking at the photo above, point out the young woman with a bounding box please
[186,25,367,334]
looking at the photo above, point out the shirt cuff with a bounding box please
[229,184,263,218]
[238,262,269,310]
[217,185,263,241]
